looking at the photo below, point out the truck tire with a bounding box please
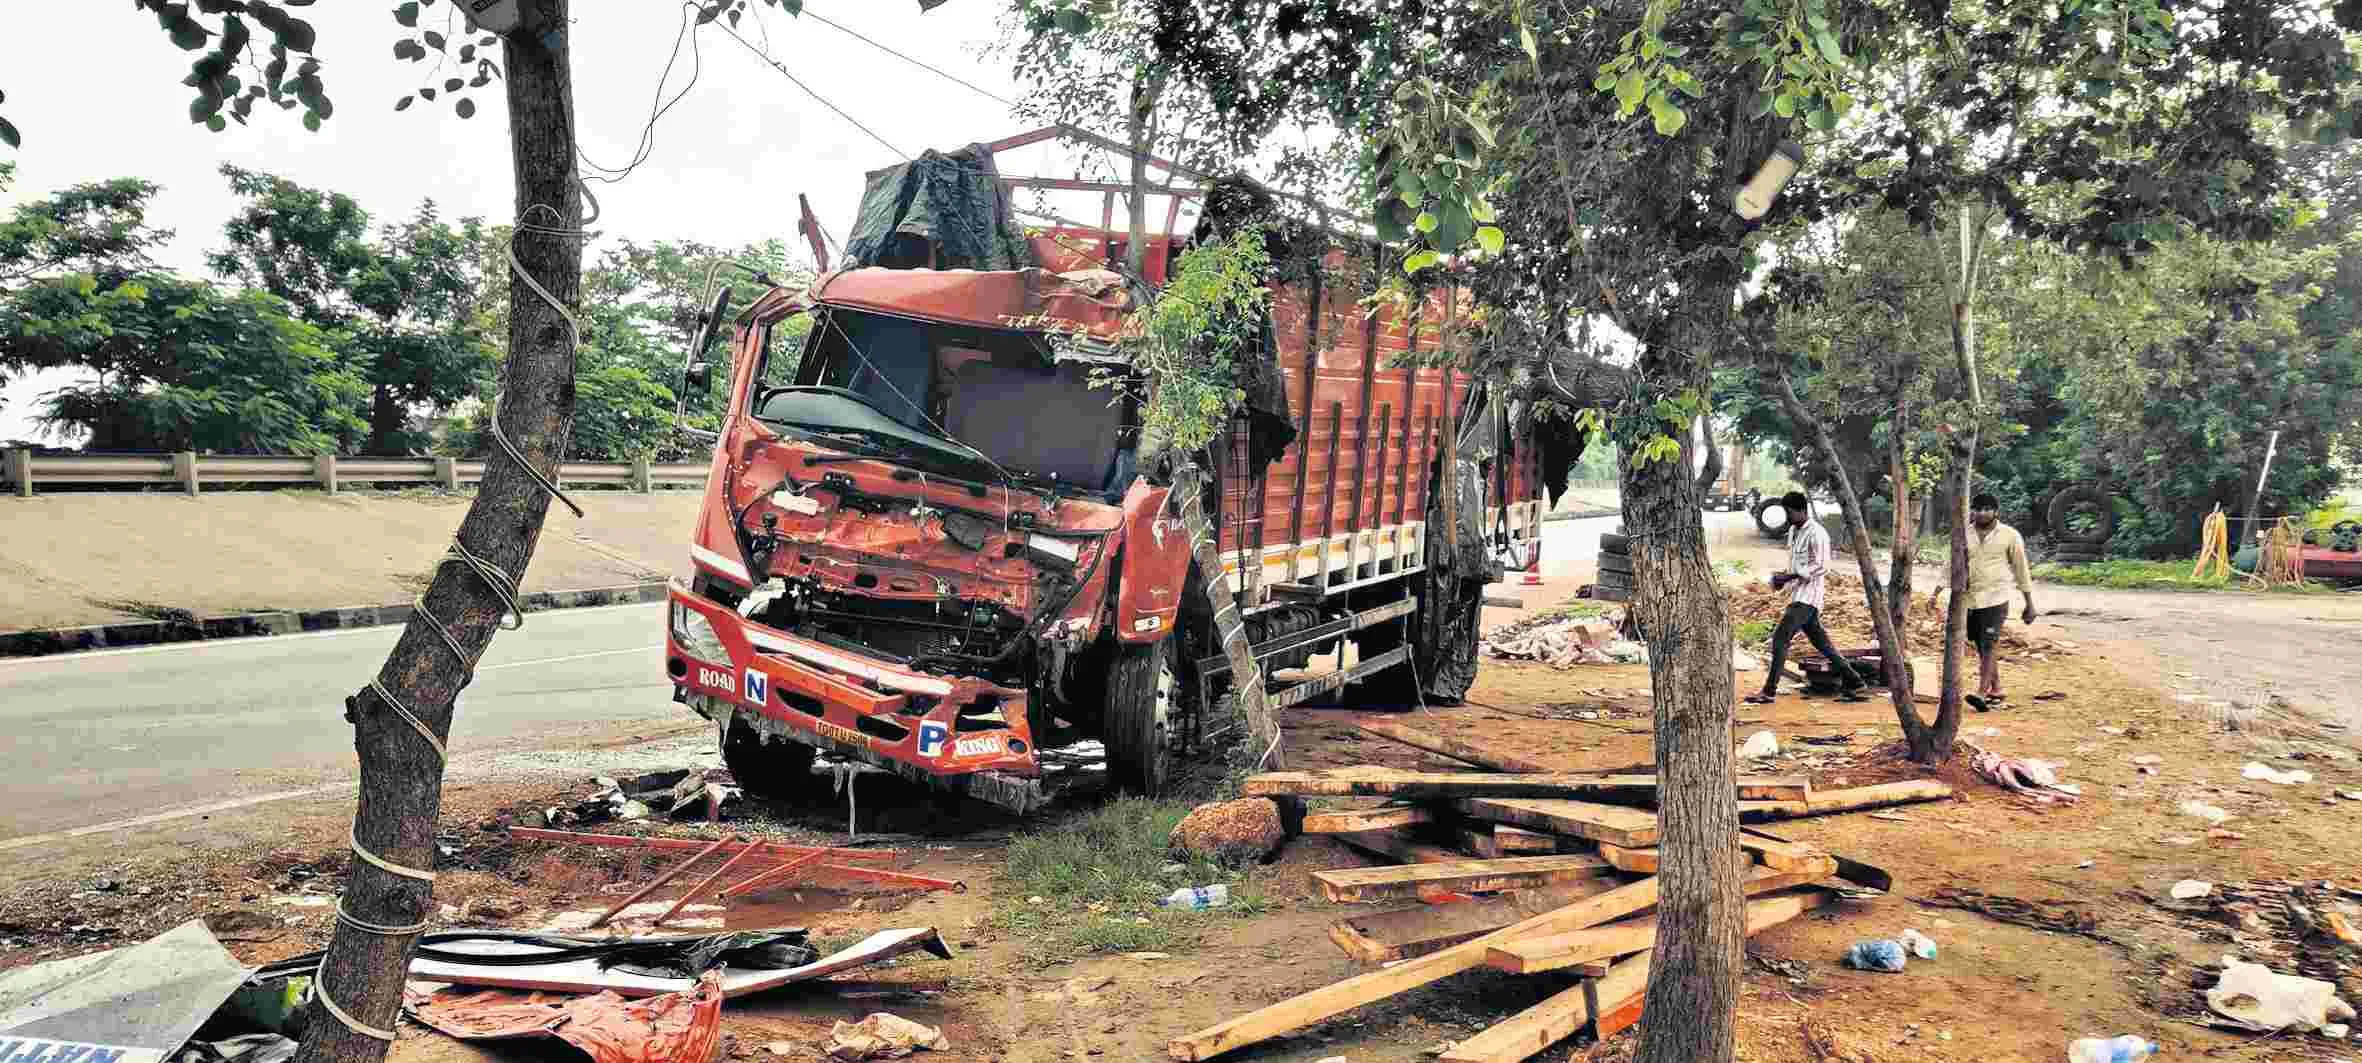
[1597,568,1635,591]
[1599,532,1631,556]
[1754,497,1788,538]
[720,719,816,802]
[1598,554,1635,578]
[1105,636,1177,796]
[2046,485,2116,544]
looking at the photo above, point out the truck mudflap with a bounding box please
[667,589,1044,790]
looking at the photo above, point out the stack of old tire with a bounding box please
[2046,484,2114,565]
[1594,530,1634,601]
[1752,495,1788,539]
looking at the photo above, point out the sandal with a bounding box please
[1743,693,1776,705]
[1965,694,1989,712]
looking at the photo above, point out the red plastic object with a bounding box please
[406,971,725,1063]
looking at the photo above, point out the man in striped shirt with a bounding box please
[1746,491,1866,704]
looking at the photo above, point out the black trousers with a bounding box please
[1762,602,1861,694]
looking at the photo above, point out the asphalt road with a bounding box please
[0,602,683,842]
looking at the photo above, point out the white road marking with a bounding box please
[476,645,663,671]
[0,784,355,851]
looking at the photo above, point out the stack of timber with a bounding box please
[1169,723,1948,1062]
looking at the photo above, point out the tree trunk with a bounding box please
[1933,209,1984,766]
[288,6,580,1062]
[1171,462,1282,769]
[1768,361,1924,743]
[1125,71,1166,279]
[365,384,404,456]
[1885,389,1913,654]
[1626,355,1741,1063]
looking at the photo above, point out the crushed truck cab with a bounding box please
[664,131,1550,813]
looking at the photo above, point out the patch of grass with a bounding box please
[994,797,1274,967]
[2033,558,2331,594]
[1734,619,1775,646]
[1714,558,1753,579]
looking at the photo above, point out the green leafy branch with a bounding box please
[1110,228,1274,458]
[1369,78,1507,274]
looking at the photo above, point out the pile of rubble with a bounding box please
[1165,724,1957,1061]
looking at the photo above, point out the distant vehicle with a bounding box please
[1703,482,1760,513]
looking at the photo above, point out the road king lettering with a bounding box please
[954,736,1001,758]
[742,669,768,706]
[916,721,950,758]
[697,666,731,691]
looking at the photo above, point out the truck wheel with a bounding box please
[1599,532,1631,555]
[1598,554,1635,578]
[1753,497,1787,538]
[1105,637,1177,796]
[720,718,816,802]
[2046,485,2116,544]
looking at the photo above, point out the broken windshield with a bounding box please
[764,307,1137,500]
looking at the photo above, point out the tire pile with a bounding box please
[1593,530,1633,601]
[2045,484,2115,565]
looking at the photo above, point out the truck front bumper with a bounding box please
[665,588,1050,813]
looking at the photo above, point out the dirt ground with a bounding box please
[0,488,703,630]
[5,564,2359,1063]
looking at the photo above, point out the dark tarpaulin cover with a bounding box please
[1190,175,1317,469]
[842,145,1034,273]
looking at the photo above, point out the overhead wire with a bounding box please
[575,2,712,185]
[716,19,909,160]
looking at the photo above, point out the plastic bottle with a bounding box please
[1901,928,1939,960]
[1160,885,1229,909]
[2066,1035,2156,1063]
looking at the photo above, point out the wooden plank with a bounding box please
[1443,953,1648,1063]
[1743,826,1893,892]
[1332,829,1464,866]
[1457,890,1835,1062]
[1246,768,1808,803]
[1488,886,1835,974]
[1352,722,1554,773]
[1740,780,1953,822]
[1457,825,1557,859]
[1455,798,1660,848]
[1303,804,1435,834]
[1313,854,1617,903]
[1167,876,1667,1060]
[1595,843,1662,874]
[1736,833,1828,872]
[1326,880,1622,964]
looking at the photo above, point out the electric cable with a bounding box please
[716,20,908,160]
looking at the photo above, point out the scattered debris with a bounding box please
[1737,731,1780,759]
[1842,939,1908,972]
[1917,887,2112,943]
[248,928,951,998]
[1965,743,2081,803]
[1169,798,1287,867]
[2177,801,2233,825]
[825,1013,948,1060]
[407,971,726,1063]
[169,1034,296,1063]
[2205,957,2357,1033]
[2242,762,2315,785]
[0,920,250,1063]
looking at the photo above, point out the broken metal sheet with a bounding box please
[406,972,725,1063]
[406,928,953,999]
[0,921,253,1063]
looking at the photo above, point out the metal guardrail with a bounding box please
[1,449,708,497]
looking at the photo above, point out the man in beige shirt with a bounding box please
[1964,492,2037,710]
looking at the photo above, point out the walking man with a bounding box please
[1963,492,2037,710]
[1747,491,1866,704]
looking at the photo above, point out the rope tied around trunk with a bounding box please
[319,188,601,1044]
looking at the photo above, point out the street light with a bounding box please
[1733,141,1806,221]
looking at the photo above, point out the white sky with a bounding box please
[3,0,1188,443]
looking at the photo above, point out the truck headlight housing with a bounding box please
[671,601,729,663]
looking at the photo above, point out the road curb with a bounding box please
[0,581,672,660]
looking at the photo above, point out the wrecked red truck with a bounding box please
[663,131,1549,812]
